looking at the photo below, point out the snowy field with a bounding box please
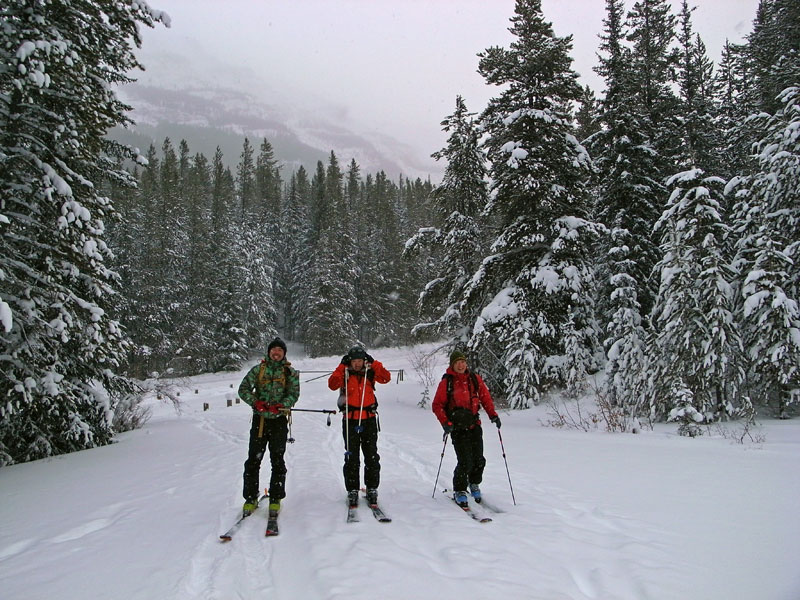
[1,343,798,600]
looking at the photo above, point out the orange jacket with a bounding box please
[328,360,391,420]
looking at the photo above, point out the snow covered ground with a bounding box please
[1,343,798,600]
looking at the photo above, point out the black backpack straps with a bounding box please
[469,372,480,398]
[442,373,454,410]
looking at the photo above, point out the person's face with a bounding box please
[350,358,365,370]
[452,359,467,374]
[269,347,285,361]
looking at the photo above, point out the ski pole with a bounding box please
[344,368,351,459]
[285,407,337,426]
[497,428,516,505]
[287,410,295,444]
[432,433,449,498]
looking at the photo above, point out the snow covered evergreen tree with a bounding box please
[234,139,277,351]
[625,0,681,167]
[713,40,752,178]
[208,147,248,370]
[464,0,601,407]
[179,151,217,372]
[406,95,488,343]
[730,84,800,417]
[588,0,665,326]
[301,152,357,356]
[602,229,650,426]
[650,170,743,422]
[675,1,721,172]
[0,0,168,464]
[276,168,312,342]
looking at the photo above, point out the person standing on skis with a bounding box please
[432,349,501,507]
[238,337,300,517]
[328,346,391,507]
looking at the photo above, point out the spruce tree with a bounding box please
[234,139,277,351]
[649,170,742,422]
[407,95,488,343]
[589,0,664,326]
[277,168,312,341]
[465,0,601,407]
[0,1,168,464]
[731,85,800,417]
[209,148,247,370]
[301,152,356,355]
[675,1,720,172]
[602,229,650,427]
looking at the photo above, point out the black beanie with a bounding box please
[267,337,287,353]
[347,346,368,361]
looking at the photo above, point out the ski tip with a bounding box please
[219,535,232,542]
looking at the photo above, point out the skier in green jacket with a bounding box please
[238,338,299,517]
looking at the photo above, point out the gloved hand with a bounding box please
[365,353,374,364]
[341,354,350,365]
[267,404,281,415]
[490,415,501,429]
[442,422,453,435]
[254,400,268,413]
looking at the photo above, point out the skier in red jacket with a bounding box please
[328,346,391,507]
[432,349,500,507]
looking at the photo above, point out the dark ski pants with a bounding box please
[342,417,380,491]
[451,425,486,492]
[243,414,288,501]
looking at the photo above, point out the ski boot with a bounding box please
[366,488,378,507]
[242,497,258,517]
[268,498,281,517]
[347,489,359,508]
[453,490,469,508]
[469,483,482,503]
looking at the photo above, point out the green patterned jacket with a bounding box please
[238,358,300,418]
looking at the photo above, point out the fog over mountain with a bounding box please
[115,45,442,181]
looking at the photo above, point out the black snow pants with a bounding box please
[451,424,486,492]
[243,414,288,501]
[342,417,380,491]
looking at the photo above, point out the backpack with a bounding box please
[256,360,292,391]
[442,372,480,430]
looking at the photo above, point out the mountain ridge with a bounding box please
[113,82,440,182]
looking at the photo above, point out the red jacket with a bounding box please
[328,360,391,420]
[432,367,498,427]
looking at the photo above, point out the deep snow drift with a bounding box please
[1,343,798,600]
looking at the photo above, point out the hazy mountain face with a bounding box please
[115,81,441,180]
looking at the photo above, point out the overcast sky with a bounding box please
[137,0,759,165]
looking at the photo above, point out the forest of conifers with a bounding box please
[1,0,798,464]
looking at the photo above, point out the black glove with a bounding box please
[365,353,374,363]
[341,354,350,365]
[442,422,453,435]
[490,415,501,429]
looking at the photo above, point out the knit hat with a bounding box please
[347,346,368,361]
[449,349,467,366]
[267,337,287,354]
